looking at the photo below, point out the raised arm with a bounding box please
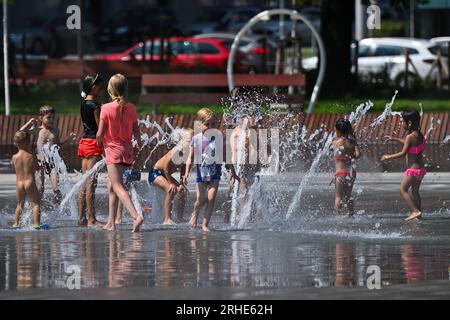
[384,135,405,144]
[381,135,412,161]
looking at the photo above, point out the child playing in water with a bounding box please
[78,74,104,227]
[147,128,193,225]
[11,121,42,229]
[184,108,239,232]
[381,110,426,221]
[97,74,144,232]
[332,119,361,217]
[36,106,77,202]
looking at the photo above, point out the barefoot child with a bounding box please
[148,128,193,225]
[36,106,76,202]
[78,74,104,227]
[381,110,426,221]
[332,119,361,217]
[184,108,238,232]
[97,74,144,232]
[11,123,42,229]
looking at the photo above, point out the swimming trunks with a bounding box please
[148,168,163,185]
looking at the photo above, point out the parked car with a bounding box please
[302,37,445,87]
[96,8,181,52]
[429,37,449,57]
[193,32,276,72]
[97,37,240,71]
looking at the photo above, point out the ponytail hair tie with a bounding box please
[81,91,87,99]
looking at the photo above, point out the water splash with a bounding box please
[370,91,400,127]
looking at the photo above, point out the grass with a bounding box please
[1,83,449,115]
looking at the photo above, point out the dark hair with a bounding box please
[402,110,421,134]
[81,74,103,98]
[335,118,354,138]
[39,105,55,116]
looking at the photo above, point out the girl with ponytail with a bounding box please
[97,74,144,232]
[381,110,426,221]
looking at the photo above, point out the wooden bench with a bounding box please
[139,73,306,113]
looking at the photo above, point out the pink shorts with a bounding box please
[404,168,426,179]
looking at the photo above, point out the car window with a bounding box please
[145,41,161,56]
[374,45,418,56]
[172,41,195,54]
[428,45,448,56]
[196,43,220,54]
[358,44,371,57]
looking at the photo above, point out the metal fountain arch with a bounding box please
[226,9,326,114]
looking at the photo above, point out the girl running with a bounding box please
[381,110,426,221]
[97,74,144,232]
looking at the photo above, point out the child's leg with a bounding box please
[176,190,186,222]
[115,201,124,224]
[335,181,344,216]
[78,158,88,226]
[28,182,41,226]
[104,179,119,231]
[202,180,220,232]
[14,182,25,225]
[50,169,62,203]
[344,181,355,217]
[189,183,208,228]
[411,178,422,212]
[400,175,422,220]
[153,176,177,225]
[36,169,44,195]
[107,165,143,232]
[85,156,101,225]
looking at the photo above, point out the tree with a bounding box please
[320,0,354,95]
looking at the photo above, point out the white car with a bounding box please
[302,37,445,86]
[429,37,449,56]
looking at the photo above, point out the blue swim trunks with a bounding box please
[123,169,141,189]
[148,168,163,185]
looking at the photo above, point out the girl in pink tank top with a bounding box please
[97,74,144,232]
[381,110,425,221]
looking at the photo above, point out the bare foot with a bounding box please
[202,225,211,232]
[163,219,177,226]
[103,223,116,231]
[188,214,198,229]
[78,219,88,227]
[132,216,144,233]
[405,211,422,221]
[115,218,122,225]
[88,220,105,228]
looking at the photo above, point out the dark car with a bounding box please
[96,8,181,52]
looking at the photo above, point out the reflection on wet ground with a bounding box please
[0,226,449,299]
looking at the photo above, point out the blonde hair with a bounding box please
[197,108,215,123]
[13,131,30,147]
[108,74,128,118]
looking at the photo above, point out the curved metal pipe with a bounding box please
[227,9,326,114]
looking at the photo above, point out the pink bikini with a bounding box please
[404,138,426,178]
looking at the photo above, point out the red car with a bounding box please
[97,37,237,70]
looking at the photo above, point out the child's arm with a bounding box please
[133,121,142,150]
[183,146,194,185]
[384,135,405,144]
[96,118,106,148]
[19,118,38,134]
[60,129,77,146]
[381,135,412,161]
